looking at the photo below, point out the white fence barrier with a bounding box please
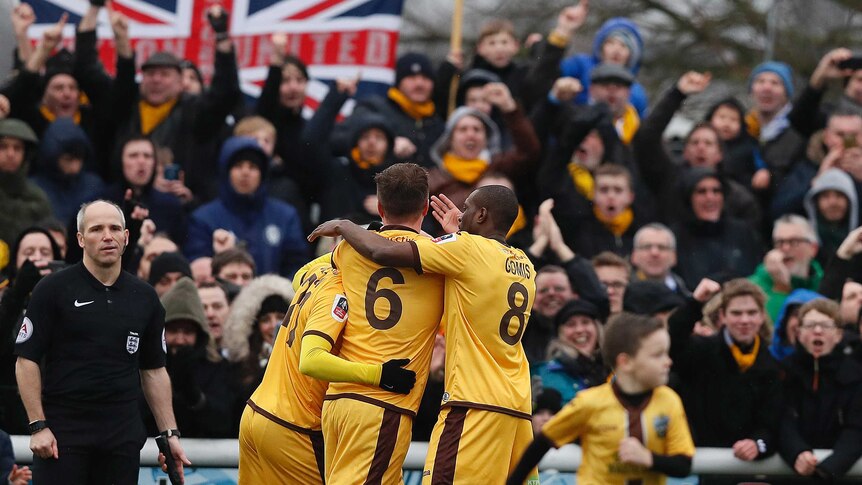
[10,436,862,477]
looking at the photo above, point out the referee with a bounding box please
[14,200,190,484]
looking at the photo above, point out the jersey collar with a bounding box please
[379,224,419,234]
[77,261,126,290]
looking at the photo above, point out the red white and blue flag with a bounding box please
[26,0,405,113]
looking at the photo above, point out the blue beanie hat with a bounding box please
[749,61,794,98]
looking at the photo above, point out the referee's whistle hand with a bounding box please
[30,428,58,459]
[380,358,416,394]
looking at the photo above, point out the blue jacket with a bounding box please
[559,18,649,116]
[30,118,104,224]
[770,288,823,360]
[185,137,308,276]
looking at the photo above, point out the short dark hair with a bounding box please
[197,279,228,297]
[471,185,519,232]
[594,163,633,190]
[684,122,726,157]
[374,163,429,218]
[601,312,664,370]
[211,248,256,276]
[592,251,631,273]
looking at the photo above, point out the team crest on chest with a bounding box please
[126,331,140,354]
[265,224,282,246]
[653,414,669,438]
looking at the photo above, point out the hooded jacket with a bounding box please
[152,277,232,438]
[0,119,52,245]
[30,118,105,224]
[633,86,762,229]
[558,18,648,116]
[805,168,859,265]
[330,111,397,222]
[185,137,308,276]
[426,106,540,233]
[222,274,295,366]
[670,168,764,288]
[778,346,862,479]
[769,289,822,360]
[222,275,294,431]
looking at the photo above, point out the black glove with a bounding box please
[12,260,43,296]
[379,359,416,394]
[207,7,229,40]
[89,0,107,6]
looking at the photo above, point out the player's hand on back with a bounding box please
[379,359,416,394]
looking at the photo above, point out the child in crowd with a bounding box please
[507,313,694,485]
[705,98,766,190]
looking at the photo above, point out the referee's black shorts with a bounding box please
[32,400,146,485]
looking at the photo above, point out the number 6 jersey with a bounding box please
[313,226,445,415]
[409,231,536,418]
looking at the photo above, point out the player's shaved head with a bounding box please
[375,163,429,219]
[470,185,519,232]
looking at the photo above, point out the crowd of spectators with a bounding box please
[2,0,862,482]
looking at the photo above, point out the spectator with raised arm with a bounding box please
[633,71,761,229]
[331,53,444,168]
[789,48,862,138]
[74,3,240,197]
[669,279,782,485]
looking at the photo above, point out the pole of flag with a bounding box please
[447,0,464,116]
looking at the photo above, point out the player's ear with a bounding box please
[422,198,429,217]
[377,200,385,218]
[477,207,488,224]
[77,231,85,249]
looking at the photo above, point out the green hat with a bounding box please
[161,277,207,329]
[0,119,38,145]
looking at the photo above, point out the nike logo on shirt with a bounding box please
[74,300,95,307]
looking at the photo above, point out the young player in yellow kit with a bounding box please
[310,185,539,484]
[300,163,445,485]
[507,313,695,485]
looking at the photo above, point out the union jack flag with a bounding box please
[27,0,405,114]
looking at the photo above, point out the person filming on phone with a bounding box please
[772,111,862,221]
[14,200,190,484]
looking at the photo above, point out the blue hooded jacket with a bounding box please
[30,118,104,223]
[559,18,648,116]
[185,137,308,276]
[770,288,823,360]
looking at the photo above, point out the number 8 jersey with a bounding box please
[409,231,536,418]
[322,226,445,415]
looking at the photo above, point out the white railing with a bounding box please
[10,436,862,477]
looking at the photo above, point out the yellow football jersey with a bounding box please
[542,383,695,485]
[410,232,535,417]
[318,227,445,415]
[248,266,347,430]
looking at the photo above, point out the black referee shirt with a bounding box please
[15,262,166,406]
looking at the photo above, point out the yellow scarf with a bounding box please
[387,87,435,120]
[39,105,82,125]
[442,152,489,184]
[729,334,760,373]
[38,92,89,125]
[592,206,633,237]
[351,147,384,170]
[614,104,640,145]
[506,205,527,239]
[567,162,594,200]
[138,98,178,135]
[745,110,761,139]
